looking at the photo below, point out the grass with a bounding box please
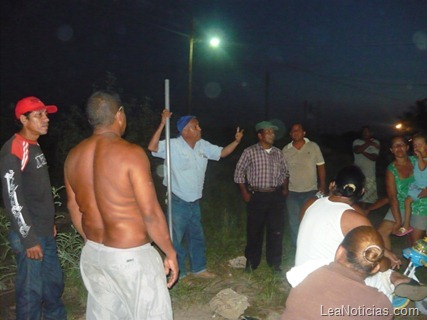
[0,210,15,291]
[166,173,293,318]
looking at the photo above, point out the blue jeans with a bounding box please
[171,194,207,277]
[8,232,66,320]
[286,190,317,247]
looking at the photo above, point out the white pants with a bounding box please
[365,269,394,302]
[80,241,172,320]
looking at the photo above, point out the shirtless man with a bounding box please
[64,91,178,320]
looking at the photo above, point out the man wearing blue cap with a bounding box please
[148,109,244,279]
[234,121,289,273]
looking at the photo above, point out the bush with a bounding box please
[0,209,15,291]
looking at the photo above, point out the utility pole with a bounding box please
[187,19,194,114]
[264,69,270,119]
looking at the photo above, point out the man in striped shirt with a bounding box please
[234,121,289,272]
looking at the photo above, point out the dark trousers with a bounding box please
[245,190,285,269]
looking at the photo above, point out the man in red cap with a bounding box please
[0,96,66,319]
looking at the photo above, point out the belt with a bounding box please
[250,186,279,193]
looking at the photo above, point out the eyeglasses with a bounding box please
[118,106,124,113]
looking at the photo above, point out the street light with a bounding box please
[209,37,220,48]
[188,28,195,114]
[187,22,221,114]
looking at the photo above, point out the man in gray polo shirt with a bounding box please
[282,123,326,249]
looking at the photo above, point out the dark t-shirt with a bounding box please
[0,134,55,248]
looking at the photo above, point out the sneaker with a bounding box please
[392,295,410,310]
[395,279,427,301]
[193,270,216,279]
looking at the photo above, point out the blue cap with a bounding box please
[177,115,196,133]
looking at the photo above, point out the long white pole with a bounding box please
[165,79,173,239]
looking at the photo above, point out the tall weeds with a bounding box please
[0,210,15,291]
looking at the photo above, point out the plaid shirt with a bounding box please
[234,143,289,188]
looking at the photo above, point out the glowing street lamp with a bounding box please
[209,37,220,48]
[394,122,414,134]
[187,23,221,113]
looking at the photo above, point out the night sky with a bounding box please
[1,0,426,137]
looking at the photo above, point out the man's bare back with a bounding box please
[64,92,177,283]
[65,132,159,248]
[64,91,177,320]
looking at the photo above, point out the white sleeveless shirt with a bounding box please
[295,196,352,266]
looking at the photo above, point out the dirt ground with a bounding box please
[1,209,427,319]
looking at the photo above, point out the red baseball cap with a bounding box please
[15,96,58,119]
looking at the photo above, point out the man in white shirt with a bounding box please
[353,126,380,207]
[148,110,243,279]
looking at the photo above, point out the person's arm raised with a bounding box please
[220,127,244,158]
[148,109,171,152]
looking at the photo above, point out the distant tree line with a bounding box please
[396,98,427,136]
[0,72,425,195]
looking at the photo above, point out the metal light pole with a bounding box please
[164,79,173,239]
[187,19,220,114]
[187,20,194,114]
[264,69,270,119]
